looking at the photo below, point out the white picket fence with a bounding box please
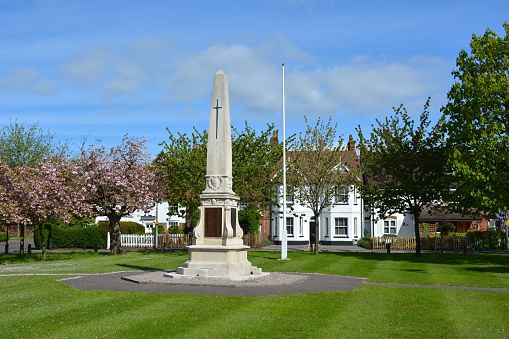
[121,234,155,248]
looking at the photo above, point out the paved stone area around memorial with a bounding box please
[59,271,366,296]
[56,270,509,296]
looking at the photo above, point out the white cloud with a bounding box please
[0,67,58,96]
[32,79,59,95]
[0,67,38,90]
[56,37,448,123]
[59,44,113,84]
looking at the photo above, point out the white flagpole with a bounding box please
[281,63,288,260]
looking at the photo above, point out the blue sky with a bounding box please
[1,0,508,157]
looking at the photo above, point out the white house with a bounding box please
[271,139,369,245]
[271,183,366,245]
[95,201,186,234]
[364,209,415,238]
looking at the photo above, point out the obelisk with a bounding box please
[172,70,264,279]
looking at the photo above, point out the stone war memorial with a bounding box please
[166,70,265,280]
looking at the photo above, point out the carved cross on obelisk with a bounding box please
[212,99,222,139]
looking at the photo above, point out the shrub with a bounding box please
[34,224,106,249]
[0,231,6,242]
[167,226,183,234]
[466,230,504,250]
[239,207,261,234]
[155,224,164,234]
[441,222,455,236]
[97,221,146,237]
[357,236,372,249]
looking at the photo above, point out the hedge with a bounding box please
[34,224,106,250]
[97,221,145,238]
[0,232,6,242]
[466,230,506,250]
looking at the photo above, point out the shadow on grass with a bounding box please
[116,263,164,271]
[465,266,509,274]
[0,251,111,264]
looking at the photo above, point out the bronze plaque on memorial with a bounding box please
[205,207,222,237]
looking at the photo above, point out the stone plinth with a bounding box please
[171,245,264,279]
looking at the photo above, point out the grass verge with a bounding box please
[1,250,508,338]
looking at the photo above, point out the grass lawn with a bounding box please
[1,250,508,338]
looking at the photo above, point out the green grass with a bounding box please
[1,251,509,338]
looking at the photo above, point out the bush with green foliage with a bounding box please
[167,225,183,234]
[357,236,373,249]
[34,224,105,249]
[440,222,456,236]
[155,224,164,234]
[0,231,7,242]
[466,230,505,250]
[239,207,261,234]
[97,221,146,239]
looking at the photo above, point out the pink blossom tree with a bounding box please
[0,162,18,252]
[7,157,87,260]
[76,135,157,255]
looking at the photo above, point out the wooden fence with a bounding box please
[371,236,496,251]
[120,233,267,250]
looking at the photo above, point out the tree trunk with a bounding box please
[19,224,25,255]
[109,215,123,255]
[313,217,320,255]
[309,225,314,253]
[505,225,509,250]
[38,224,47,261]
[414,213,421,257]
[4,224,9,254]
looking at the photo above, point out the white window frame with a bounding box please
[285,185,294,204]
[286,217,294,236]
[384,220,397,235]
[169,205,179,215]
[334,218,348,237]
[335,186,349,204]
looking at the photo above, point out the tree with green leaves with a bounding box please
[155,123,282,233]
[357,99,448,256]
[155,128,207,231]
[232,122,283,211]
[0,120,68,168]
[287,116,354,254]
[441,23,509,220]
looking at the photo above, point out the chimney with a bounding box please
[347,134,355,151]
[271,130,279,147]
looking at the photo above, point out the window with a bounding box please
[169,205,178,215]
[384,220,397,235]
[273,218,278,237]
[285,185,294,204]
[334,218,348,236]
[286,217,294,236]
[168,221,179,227]
[335,186,349,204]
[325,217,329,236]
[299,217,304,236]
